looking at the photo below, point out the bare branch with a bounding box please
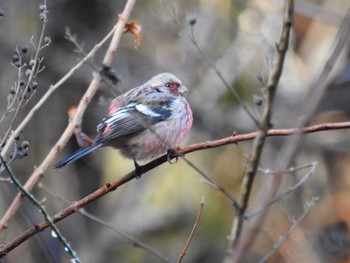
[0,0,137,233]
[226,0,294,256]
[178,196,205,263]
[160,0,259,126]
[0,120,350,257]
[229,8,350,263]
[257,196,318,263]
[246,161,317,218]
[0,155,80,262]
[38,183,171,263]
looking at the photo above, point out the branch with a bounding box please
[0,3,48,143]
[229,8,350,263]
[160,0,259,126]
[246,161,317,218]
[0,15,112,160]
[226,0,293,254]
[0,0,137,233]
[257,196,318,263]
[1,120,350,257]
[178,197,205,263]
[0,155,80,262]
[38,183,170,262]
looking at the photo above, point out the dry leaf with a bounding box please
[67,105,78,120]
[124,20,142,48]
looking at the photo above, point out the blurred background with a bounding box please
[0,0,350,262]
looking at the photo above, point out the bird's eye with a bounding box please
[164,82,172,88]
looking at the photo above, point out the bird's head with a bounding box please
[148,73,188,96]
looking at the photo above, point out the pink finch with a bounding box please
[54,73,193,169]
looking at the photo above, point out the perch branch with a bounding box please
[1,120,350,257]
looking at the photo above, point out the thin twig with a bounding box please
[0,1,49,151]
[0,21,114,160]
[230,8,350,263]
[257,196,318,263]
[246,161,317,218]
[64,28,104,84]
[0,0,137,233]
[181,157,239,211]
[178,197,205,263]
[64,28,89,59]
[160,0,259,126]
[226,0,294,256]
[1,120,350,257]
[38,183,171,263]
[0,155,80,262]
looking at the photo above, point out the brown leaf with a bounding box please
[124,20,142,48]
[67,105,78,121]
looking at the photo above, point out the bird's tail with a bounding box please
[54,143,101,169]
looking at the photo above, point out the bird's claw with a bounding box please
[133,159,142,179]
[167,149,179,164]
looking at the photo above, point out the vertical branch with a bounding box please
[230,8,350,263]
[0,2,49,158]
[225,0,294,258]
[102,1,136,66]
[0,2,49,154]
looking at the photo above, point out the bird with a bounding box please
[54,73,193,169]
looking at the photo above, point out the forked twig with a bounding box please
[257,196,318,263]
[246,161,317,218]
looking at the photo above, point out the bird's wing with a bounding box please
[96,94,175,143]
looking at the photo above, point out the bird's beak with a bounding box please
[178,85,188,95]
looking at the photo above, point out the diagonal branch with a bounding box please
[257,196,318,263]
[38,183,170,262]
[1,120,350,257]
[0,0,137,233]
[0,155,80,262]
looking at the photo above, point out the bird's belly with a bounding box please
[118,118,190,161]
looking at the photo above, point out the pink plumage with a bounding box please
[54,73,193,169]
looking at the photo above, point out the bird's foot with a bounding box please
[167,149,179,164]
[134,159,142,179]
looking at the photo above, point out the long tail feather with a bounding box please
[54,144,101,169]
